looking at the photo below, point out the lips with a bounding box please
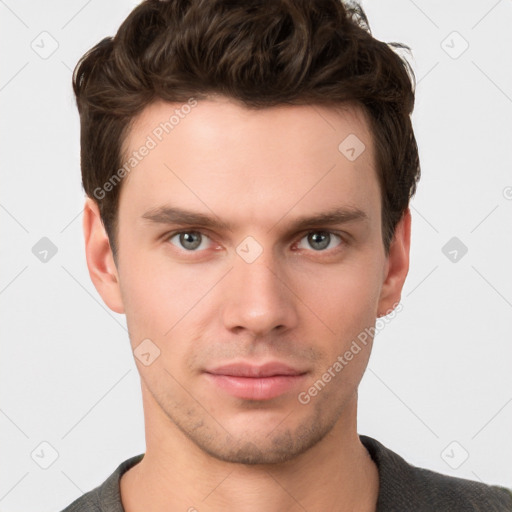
[204,361,307,400]
[205,361,306,378]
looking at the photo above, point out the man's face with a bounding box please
[93,97,407,464]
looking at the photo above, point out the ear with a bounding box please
[83,197,125,314]
[377,208,411,316]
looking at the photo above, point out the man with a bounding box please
[61,0,512,510]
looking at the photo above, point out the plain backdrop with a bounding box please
[1,1,511,510]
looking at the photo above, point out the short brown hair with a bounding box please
[73,0,420,262]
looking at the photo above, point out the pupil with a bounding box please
[181,232,201,250]
[309,232,329,250]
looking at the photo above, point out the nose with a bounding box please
[221,247,299,337]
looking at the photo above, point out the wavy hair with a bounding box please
[73,0,420,260]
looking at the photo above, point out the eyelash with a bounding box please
[164,229,346,255]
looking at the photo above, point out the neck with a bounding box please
[121,388,379,512]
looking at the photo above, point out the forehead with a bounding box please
[118,97,380,230]
[125,96,373,156]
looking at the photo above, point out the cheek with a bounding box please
[119,245,188,316]
[297,264,381,403]
[117,248,181,342]
[300,258,382,337]
[118,248,221,362]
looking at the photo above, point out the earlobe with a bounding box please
[377,208,411,317]
[83,197,125,314]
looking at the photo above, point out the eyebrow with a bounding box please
[141,205,368,233]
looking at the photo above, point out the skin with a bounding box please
[83,96,411,512]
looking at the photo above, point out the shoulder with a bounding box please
[360,435,512,511]
[57,454,144,512]
[59,491,100,512]
[408,464,512,511]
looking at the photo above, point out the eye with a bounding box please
[167,231,212,251]
[295,231,343,252]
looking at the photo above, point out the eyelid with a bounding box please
[164,228,347,253]
[165,229,217,250]
[294,230,345,251]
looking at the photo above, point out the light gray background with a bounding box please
[1,1,511,510]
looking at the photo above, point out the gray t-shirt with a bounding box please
[59,435,512,511]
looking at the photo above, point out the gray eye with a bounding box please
[296,231,342,251]
[169,231,208,251]
[308,232,330,250]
